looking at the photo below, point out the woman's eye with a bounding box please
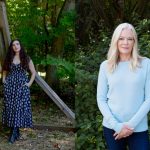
[118,37,134,41]
[128,38,133,41]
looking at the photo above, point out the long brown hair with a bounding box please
[2,39,30,71]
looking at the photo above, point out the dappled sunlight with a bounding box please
[38,72,46,77]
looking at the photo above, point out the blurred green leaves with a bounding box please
[41,54,75,82]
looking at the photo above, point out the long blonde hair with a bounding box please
[107,23,142,73]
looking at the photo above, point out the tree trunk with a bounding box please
[45,36,64,91]
[45,0,74,91]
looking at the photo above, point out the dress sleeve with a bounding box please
[126,59,150,129]
[97,61,123,133]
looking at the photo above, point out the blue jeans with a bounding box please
[103,126,150,150]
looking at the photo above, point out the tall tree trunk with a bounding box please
[45,1,59,90]
[45,36,64,91]
[45,0,74,91]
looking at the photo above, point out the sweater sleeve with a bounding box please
[126,59,150,129]
[97,61,123,133]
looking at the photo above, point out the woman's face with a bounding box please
[12,40,21,53]
[117,28,134,56]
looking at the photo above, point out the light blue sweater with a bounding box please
[97,57,150,133]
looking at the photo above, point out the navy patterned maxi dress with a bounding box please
[2,63,32,128]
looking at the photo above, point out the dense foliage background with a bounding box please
[75,0,150,149]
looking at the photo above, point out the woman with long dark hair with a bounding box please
[2,39,36,144]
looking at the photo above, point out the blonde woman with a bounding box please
[97,23,150,150]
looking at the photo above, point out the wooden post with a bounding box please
[35,73,75,122]
[0,1,10,65]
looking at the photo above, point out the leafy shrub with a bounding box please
[75,43,108,149]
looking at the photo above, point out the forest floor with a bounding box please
[0,127,75,150]
[0,94,75,150]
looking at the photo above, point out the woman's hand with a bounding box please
[23,82,31,87]
[113,124,134,140]
[3,80,6,84]
[2,71,7,84]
